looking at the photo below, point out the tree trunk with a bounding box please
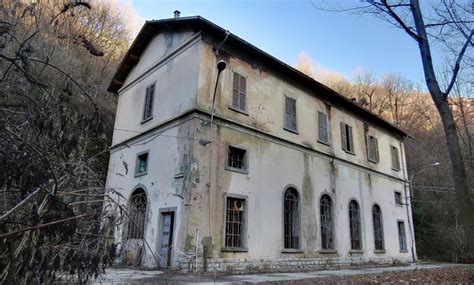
[410,0,474,255]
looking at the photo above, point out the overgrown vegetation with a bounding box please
[0,0,133,283]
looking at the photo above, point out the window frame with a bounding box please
[319,194,336,252]
[134,150,149,177]
[348,199,363,251]
[141,83,155,123]
[372,204,385,252]
[394,191,403,206]
[282,187,302,252]
[229,72,248,114]
[397,220,408,252]
[222,193,248,252]
[367,135,380,163]
[283,95,298,134]
[317,111,330,145]
[391,145,401,171]
[225,144,249,174]
[340,122,355,155]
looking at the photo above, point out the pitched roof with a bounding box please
[108,16,408,138]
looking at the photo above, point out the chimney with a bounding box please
[174,10,181,18]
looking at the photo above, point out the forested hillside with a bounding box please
[297,53,474,262]
[0,0,133,283]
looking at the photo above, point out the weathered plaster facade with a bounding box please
[105,16,415,272]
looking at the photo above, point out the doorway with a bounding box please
[159,211,174,268]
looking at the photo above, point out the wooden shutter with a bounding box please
[340,122,347,151]
[348,125,354,152]
[232,73,239,108]
[375,137,379,162]
[285,96,296,131]
[318,112,328,143]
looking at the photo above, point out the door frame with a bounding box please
[157,207,177,268]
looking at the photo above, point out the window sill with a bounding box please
[141,117,153,124]
[392,167,401,172]
[400,250,409,253]
[281,249,304,254]
[283,127,298,135]
[225,166,249,175]
[374,249,386,254]
[228,106,249,116]
[317,139,330,146]
[221,247,248,252]
[134,172,147,178]
[319,249,337,254]
[349,249,364,254]
[343,149,356,156]
[395,203,404,208]
[368,159,379,164]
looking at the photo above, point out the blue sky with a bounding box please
[129,0,436,86]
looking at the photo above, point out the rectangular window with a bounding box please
[318,111,329,144]
[340,122,354,153]
[232,73,246,111]
[284,96,297,132]
[367,135,379,163]
[227,146,247,172]
[143,84,155,121]
[391,146,401,170]
[135,152,148,176]
[225,197,246,249]
[397,221,407,251]
[395,191,403,205]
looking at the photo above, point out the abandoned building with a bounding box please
[105,14,415,271]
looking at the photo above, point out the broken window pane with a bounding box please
[349,200,362,250]
[225,197,245,248]
[320,194,334,250]
[128,189,147,239]
[227,146,246,170]
[373,205,384,250]
[284,188,300,249]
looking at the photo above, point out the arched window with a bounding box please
[372,204,384,250]
[128,188,147,239]
[320,194,334,250]
[349,200,362,250]
[284,188,300,249]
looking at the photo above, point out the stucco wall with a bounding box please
[112,32,201,145]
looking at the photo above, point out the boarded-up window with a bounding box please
[391,146,401,170]
[284,188,300,249]
[232,73,246,111]
[398,221,407,251]
[349,200,362,250]
[367,135,379,163]
[225,197,245,248]
[320,194,334,250]
[318,111,329,144]
[227,146,247,171]
[284,96,297,132]
[340,122,354,153]
[128,189,147,239]
[373,205,384,250]
[143,84,155,121]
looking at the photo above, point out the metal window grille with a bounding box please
[318,111,328,143]
[232,73,246,111]
[398,221,407,251]
[225,198,245,248]
[320,195,334,250]
[143,84,155,120]
[128,189,147,239]
[349,200,362,250]
[284,96,297,131]
[284,188,300,249]
[372,205,384,250]
[228,146,246,170]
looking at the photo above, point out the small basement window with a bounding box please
[135,152,149,176]
[226,146,247,172]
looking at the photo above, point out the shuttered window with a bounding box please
[284,96,297,132]
[143,84,155,121]
[398,221,407,251]
[391,146,401,170]
[232,73,246,111]
[340,122,354,153]
[367,135,379,163]
[318,111,329,144]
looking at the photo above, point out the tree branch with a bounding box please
[379,0,421,41]
[444,30,473,97]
